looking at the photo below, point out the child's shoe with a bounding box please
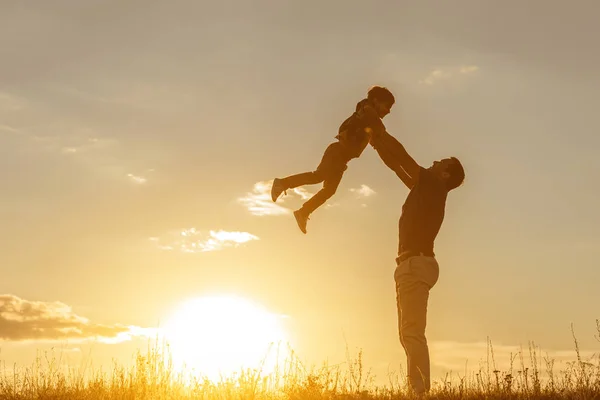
[293,209,309,234]
[271,178,287,202]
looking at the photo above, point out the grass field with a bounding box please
[1,321,598,399]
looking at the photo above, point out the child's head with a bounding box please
[367,86,395,118]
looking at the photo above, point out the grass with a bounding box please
[0,320,598,399]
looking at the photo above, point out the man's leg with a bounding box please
[395,256,439,394]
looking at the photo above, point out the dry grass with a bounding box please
[0,320,598,400]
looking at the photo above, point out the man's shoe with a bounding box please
[271,178,286,202]
[293,209,309,234]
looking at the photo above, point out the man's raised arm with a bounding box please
[370,131,422,189]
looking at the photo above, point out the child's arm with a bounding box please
[357,103,386,137]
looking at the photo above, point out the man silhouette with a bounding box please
[369,129,465,395]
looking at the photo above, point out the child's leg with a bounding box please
[271,171,326,202]
[289,142,348,233]
[298,170,344,215]
[280,141,347,191]
[280,171,325,190]
[292,170,343,233]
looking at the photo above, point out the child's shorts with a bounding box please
[316,142,350,175]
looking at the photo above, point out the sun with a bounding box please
[162,295,288,380]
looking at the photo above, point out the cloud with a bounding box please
[197,230,259,252]
[127,173,147,184]
[0,294,155,343]
[460,65,480,74]
[151,228,259,253]
[350,184,376,198]
[38,134,117,155]
[30,131,119,167]
[291,187,313,201]
[419,65,479,85]
[0,93,152,183]
[430,340,597,372]
[31,131,154,184]
[127,169,155,185]
[238,180,315,216]
[0,124,20,134]
[51,83,199,114]
[420,69,453,86]
[239,180,375,214]
[0,92,25,112]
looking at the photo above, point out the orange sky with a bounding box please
[1,0,599,386]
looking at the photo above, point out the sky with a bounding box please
[1,0,599,386]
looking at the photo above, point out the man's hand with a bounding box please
[357,103,386,140]
[368,126,383,143]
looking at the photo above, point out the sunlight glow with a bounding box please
[163,295,288,381]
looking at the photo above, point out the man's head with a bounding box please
[367,85,395,118]
[429,157,465,191]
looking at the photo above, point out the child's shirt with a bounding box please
[336,99,386,160]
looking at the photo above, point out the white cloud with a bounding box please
[127,173,147,184]
[419,65,480,85]
[238,180,316,216]
[197,230,259,252]
[238,181,290,216]
[291,187,313,200]
[460,65,480,74]
[151,228,259,253]
[127,169,155,185]
[99,326,158,345]
[350,184,376,198]
[239,181,375,214]
[208,230,258,243]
